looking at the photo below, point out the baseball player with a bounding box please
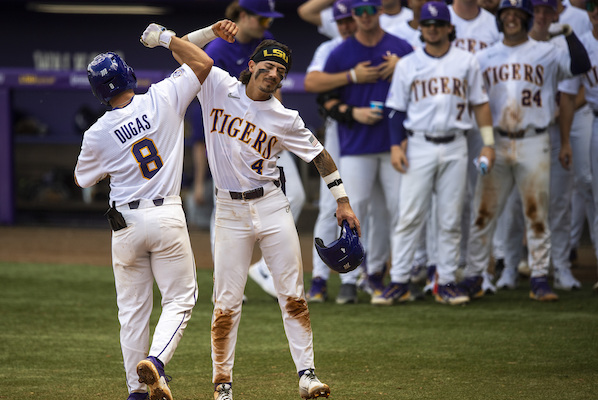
[320,0,413,304]
[74,20,237,400]
[559,0,598,291]
[459,0,590,301]
[304,0,380,302]
[148,26,360,398]
[376,1,495,306]
[190,0,303,299]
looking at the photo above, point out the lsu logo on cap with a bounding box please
[428,4,439,16]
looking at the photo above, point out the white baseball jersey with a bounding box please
[197,66,324,192]
[386,46,488,133]
[306,36,344,73]
[476,39,573,132]
[385,20,424,49]
[449,6,501,53]
[76,64,200,205]
[380,7,415,31]
[559,31,598,109]
[554,3,592,36]
[318,7,341,39]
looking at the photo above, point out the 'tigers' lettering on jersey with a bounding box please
[209,108,278,159]
[410,76,469,101]
[584,65,598,88]
[113,114,151,144]
[482,63,545,87]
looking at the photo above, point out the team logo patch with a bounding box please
[172,68,183,78]
[336,2,348,13]
[428,4,439,16]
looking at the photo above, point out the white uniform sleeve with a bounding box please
[555,45,574,82]
[152,63,201,117]
[306,39,338,73]
[467,54,489,106]
[385,58,410,112]
[318,7,341,39]
[281,113,324,163]
[559,76,581,95]
[75,135,104,188]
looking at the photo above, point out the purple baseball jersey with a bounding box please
[323,33,413,156]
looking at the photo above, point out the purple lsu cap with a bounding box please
[420,1,451,23]
[531,0,557,10]
[239,0,284,18]
[333,0,354,20]
[351,0,382,9]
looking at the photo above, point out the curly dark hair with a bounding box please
[239,39,293,86]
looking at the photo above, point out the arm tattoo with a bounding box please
[313,149,337,177]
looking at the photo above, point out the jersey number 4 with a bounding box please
[132,138,164,179]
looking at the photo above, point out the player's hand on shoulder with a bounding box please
[353,61,379,84]
[336,201,361,237]
[353,106,383,125]
[391,143,409,173]
[379,52,400,81]
[213,19,238,43]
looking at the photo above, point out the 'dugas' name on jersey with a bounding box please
[111,114,152,147]
[208,108,278,159]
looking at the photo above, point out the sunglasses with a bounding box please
[247,11,274,27]
[420,19,450,27]
[353,5,378,16]
[586,0,598,11]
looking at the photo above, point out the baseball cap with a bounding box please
[351,0,382,9]
[531,0,557,10]
[333,0,354,20]
[420,1,451,23]
[239,0,284,18]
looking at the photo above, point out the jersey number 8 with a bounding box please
[132,138,164,179]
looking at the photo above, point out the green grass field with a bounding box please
[1,262,597,400]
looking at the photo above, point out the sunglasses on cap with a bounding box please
[353,5,378,16]
[587,0,598,11]
[420,19,450,27]
[246,11,274,27]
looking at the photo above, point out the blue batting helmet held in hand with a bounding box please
[496,0,534,32]
[87,52,137,105]
[315,220,365,273]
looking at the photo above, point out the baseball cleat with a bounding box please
[553,268,581,291]
[496,267,518,290]
[482,271,497,294]
[423,265,437,294]
[127,392,149,400]
[371,282,411,305]
[214,383,233,400]
[367,270,386,296]
[306,277,328,303]
[434,283,470,305]
[136,357,173,400]
[299,369,330,399]
[336,283,358,304]
[529,276,559,301]
[458,275,484,299]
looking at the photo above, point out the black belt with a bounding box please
[406,130,456,144]
[496,128,546,139]
[222,180,281,200]
[128,198,164,209]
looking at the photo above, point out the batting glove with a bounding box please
[140,23,176,49]
[549,23,573,38]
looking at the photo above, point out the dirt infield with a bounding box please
[0,226,316,271]
[0,226,596,283]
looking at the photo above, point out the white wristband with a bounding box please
[480,126,495,147]
[323,171,347,200]
[349,68,357,83]
[159,30,175,49]
[187,26,218,48]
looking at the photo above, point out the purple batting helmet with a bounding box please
[315,220,365,274]
[87,52,137,106]
[497,0,534,31]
